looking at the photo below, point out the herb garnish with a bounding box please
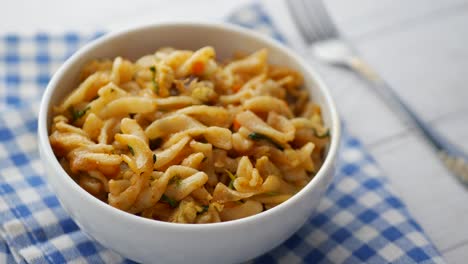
[169,175,182,186]
[161,194,178,208]
[197,205,209,215]
[69,106,90,122]
[312,128,330,139]
[127,145,135,155]
[149,66,159,95]
[224,169,236,190]
[248,132,284,150]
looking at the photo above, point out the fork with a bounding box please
[287,0,468,184]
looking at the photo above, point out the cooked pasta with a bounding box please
[49,47,330,224]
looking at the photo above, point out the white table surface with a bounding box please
[3,0,468,263]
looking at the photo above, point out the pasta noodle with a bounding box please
[49,47,330,224]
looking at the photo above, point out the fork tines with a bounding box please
[287,0,339,43]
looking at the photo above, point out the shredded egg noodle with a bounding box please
[49,47,330,223]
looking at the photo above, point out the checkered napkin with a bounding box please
[0,3,444,264]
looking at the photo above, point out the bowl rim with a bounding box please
[38,21,341,230]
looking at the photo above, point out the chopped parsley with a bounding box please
[149,66,159,95]
[161,194,178,208]
[248,132,284,151]
[312,128,330,139]
[224,169,236,190]
[169,175,182,186]
[127,145,135,155]
[69,106,90,122]
[197,205,209,215]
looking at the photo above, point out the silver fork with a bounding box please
[287,0,468,183]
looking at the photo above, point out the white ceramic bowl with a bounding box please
[38,22,341,264]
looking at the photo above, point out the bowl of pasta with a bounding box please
[38,22,340,264]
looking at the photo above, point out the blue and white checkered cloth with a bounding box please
[0,3,445,263]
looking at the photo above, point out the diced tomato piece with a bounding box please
[192,61,205,75]
[232,83,242,93]
[232,118,241,131]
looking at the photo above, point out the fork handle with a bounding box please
[346,56,467,158]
